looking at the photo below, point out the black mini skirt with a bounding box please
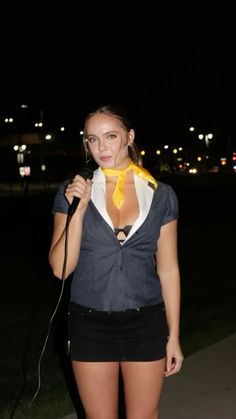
[67,302,169,362]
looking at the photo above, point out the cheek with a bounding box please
[120,142,129,154]
[115,138,129,152]
[88,143,98,154]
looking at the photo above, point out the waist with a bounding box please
[69,302,165,316]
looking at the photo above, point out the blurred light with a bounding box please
[45,134,52,141]
[17,153,24,164]
[19,166,30,177]
[198,133,213,147]
[189,168,197,174]
[140,150,145,156]
[60,127,65,131]
[156,149,161,155]
[14,145,27,152]
[160,163,170,172]
[189,127,195,132]
[24,166,31,176]
[173,148,178,154]
[220,157,227,166]
[164,145,169,149]
[41,164,46,171]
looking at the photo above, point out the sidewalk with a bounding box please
[0,180,59,196]
[62,332,236,419]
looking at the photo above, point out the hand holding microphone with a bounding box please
[65,166,94,217]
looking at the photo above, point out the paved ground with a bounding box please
[61,332,236,419]
[159,332,236,419]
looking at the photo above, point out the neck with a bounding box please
[102,157,132,172]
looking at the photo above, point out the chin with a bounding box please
[99,161,114,169]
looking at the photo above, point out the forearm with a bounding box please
[49,214,84,279]
[160,270,181,339]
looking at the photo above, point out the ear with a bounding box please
[128,129,135,145]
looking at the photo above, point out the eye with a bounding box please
[87,137,97,144]
[107,134,117,140]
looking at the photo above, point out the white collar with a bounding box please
[91,167,154,242]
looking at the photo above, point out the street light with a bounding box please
[13,144,27,164]
[198,133,213,148]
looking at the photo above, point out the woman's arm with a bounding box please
[156,219,184,376]
[49,211,84,279]
[48,176,92,279]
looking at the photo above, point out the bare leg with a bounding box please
[120,358,166,419]
[72,361,120,419]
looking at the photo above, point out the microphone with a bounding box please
[68,166,94,217]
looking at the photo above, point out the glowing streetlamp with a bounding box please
[198,133,213,147]
[13,144,27,164]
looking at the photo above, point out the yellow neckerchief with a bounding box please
[101,160,157,209]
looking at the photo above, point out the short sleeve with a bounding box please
[52,180,70,214]
[162,184,179,225]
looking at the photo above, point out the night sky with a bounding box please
[1,6,236,144]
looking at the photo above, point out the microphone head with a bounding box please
[78,165,94,180]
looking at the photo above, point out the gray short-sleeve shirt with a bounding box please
[52,172,178,311]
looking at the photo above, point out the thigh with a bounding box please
[72,361,120,419]
[120,359,166,419]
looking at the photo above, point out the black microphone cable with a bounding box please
[8,210,73,418]
[28,209,72,407]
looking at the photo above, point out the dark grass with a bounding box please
[0,175,236,418]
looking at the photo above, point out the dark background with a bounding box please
[1,5,236,143]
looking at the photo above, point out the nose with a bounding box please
[98,138,107,151]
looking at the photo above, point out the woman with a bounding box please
[49,103,184,419]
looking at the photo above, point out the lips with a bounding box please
[100,156,111,161]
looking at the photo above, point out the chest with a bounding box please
[106,181,139,228]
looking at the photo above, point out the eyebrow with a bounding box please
[104,130,119,135]
[87,130,119,137]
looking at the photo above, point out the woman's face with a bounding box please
[85,113,134,169]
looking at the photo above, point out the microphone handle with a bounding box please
[68,196,80,216]
[68,166,93,217]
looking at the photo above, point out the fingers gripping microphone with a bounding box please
[68,166,94,217]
